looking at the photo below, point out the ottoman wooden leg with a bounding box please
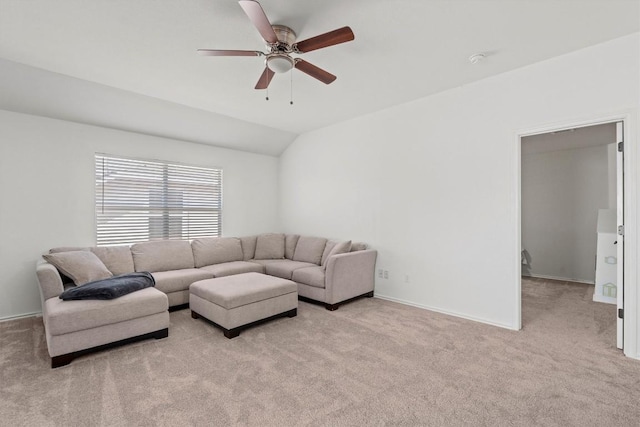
[51,354,74,369]
[152,328,169,339]
[325,303,340,311]
[287,308,297,318]
[191,311,200,319]
[223,327,241,339]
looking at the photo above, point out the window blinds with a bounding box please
[95,154,222,246]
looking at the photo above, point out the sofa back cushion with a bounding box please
[90,246,135,275]
[293,236,327,265]
[43,251,113,286]
[240,235,257,260]
[285,234,300,260]
[131,240,194,273]
[192,237,244,267]
[321,240,352,266]
[254,233,285,259]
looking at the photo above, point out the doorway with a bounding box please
[519,121,624,350]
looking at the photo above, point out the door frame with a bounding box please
[514,111,637,358]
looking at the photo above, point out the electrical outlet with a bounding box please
[384,270,389,279]
[404,275,410,284]
[378,269,383,278]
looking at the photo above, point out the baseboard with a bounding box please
[592,294,616,305]
[0,311,42,323]
[523,273,594,285]
[374,294,518,331]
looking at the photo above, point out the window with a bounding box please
[95,154,222,246]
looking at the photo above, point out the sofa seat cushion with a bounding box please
[192,237,243,268]
[152,269,214,294]
[265,260,317,280]
[293,236,327,265]
[249,259,285,267]
[45,287,168,336]
[131,240,195,273]
[200,261,264,277]
[292,266,326,289]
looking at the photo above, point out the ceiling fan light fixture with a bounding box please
[266,54,294,73]
[198,1,355,90]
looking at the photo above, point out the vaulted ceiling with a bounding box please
[1,0,638,155]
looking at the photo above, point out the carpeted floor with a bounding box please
[2,277,640,426]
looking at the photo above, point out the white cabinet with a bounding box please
[593,209,617,304]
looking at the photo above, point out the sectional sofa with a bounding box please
[36,233,377,367]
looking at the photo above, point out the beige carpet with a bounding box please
[2,278,640,426]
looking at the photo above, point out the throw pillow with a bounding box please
[321,240,338,265]
[43,251,113,286]
[350,242,368,252]
[49,246,90,254]
[322,240,352,270]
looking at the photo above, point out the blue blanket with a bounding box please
[59,272,155,300]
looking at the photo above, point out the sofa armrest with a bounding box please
[36,260,65,300]
[325,249,378,305]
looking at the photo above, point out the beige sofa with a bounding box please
[36,233,377,367]
[36,255,169,368]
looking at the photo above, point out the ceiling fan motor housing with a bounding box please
[265,25,297,73]
[270,25,297,49]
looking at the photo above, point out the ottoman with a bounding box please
[189,272,298,338]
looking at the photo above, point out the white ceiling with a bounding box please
[0,0,638,153]
[0,58,297,155]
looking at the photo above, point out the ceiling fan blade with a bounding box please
[294,26,354,53]
[238,0,278,44]
[294,60,336,85]
[197,49,262,57]
[255,67,275,89]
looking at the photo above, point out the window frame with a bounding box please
[94,153,223,246]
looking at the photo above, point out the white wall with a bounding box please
[0,110,280,319]
[521,144,610,283]
[279,34,639,331]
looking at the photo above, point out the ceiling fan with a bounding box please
[197,0,355,90]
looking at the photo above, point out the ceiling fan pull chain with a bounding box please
[260,59,268,101]
[290,69,294,105]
